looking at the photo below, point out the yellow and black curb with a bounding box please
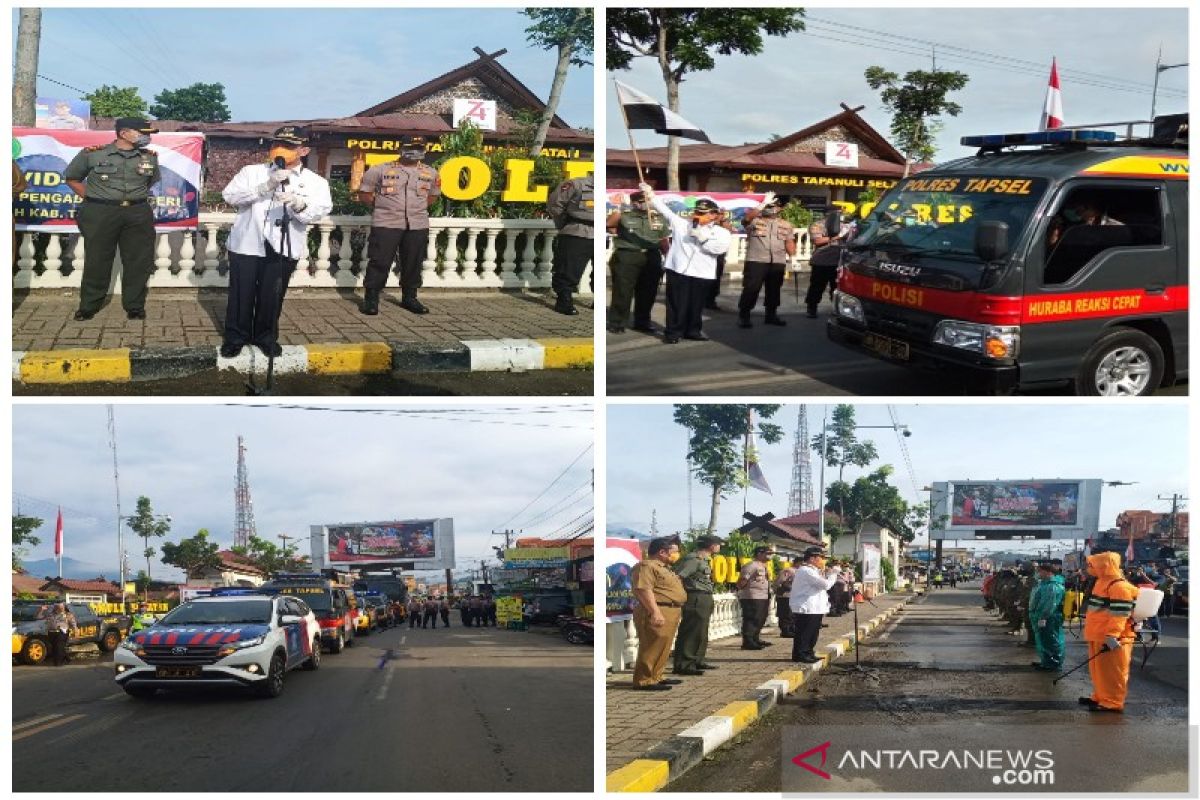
[12,337,594,384]
[606,595,918,793]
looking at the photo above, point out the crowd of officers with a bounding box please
[606,187,857,341]
[49,119,596,347]
[404,595,499,629]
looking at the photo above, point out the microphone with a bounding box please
[273,156,289,187]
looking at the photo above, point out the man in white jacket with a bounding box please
[220,126,333,358]
[639,183,731,344]
[789,546,841,663]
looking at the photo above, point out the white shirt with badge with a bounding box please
[222,163,333,258]
[648,193,732,280]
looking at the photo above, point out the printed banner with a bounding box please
[36,98,90,130]
[13,127,204,232]
[328,520,437,563]
[606,189,766,225]
[503,546,571,568]
[606,537,643,621]
[861,543,882,583]
[951,482,1080,528]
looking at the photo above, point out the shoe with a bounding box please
[361,289,380,315]
[126,309,146,320]
[631,323,659,335]
[765,315,787,326]
[219,343,243,359]
[401,296,429,315]
[73,309,96,321]
[698,663,719,670]
[607,324,625,334]
[554,302,579,316]
[663,335,680,344]
[683,332,709,341]
[738,316,753,329]
[755,640,775,647]
[1078,697,1099,706]
[806,309,818,319]
[705,301,721,311]
[658,678,683,685]
[673,668,705,676]
[256,341,283,358]
[633,684,672,691]
[796,655,821,663]
[820,624,829,628]
[741,642,766,650]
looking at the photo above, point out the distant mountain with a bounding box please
[20,556,112,582]
[606,525,648,540]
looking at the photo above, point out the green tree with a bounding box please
[812,404,879,486]
[231,535,307,577]
[523,8,594,157]
[864,66,970,176]
[83,85,148,118]
[134,570,152,596]
[673,404,784,535]
[825,466,925,548]
[160,528,222,581]
[126,496,171,584]
[13,513,44,570]
[608,9,806,189]
[149,82,231,122]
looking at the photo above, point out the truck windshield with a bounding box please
[271,587,333,612]
[851,176,1049,272]
[159,599,273,625]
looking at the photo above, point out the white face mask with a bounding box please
[401,149,425,161]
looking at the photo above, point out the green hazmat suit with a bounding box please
[1029,573,1066,669]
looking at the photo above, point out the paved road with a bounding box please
[13,368,593,396]
[606,286,1187,396]
[669,586,1188,793]
[13,623,591,792]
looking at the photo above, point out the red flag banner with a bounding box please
[55,507,64,557]
[1040,58,1064,130]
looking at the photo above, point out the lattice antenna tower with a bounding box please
[234,436,258,548]
[787,406,815,516]
[649,509,659,538]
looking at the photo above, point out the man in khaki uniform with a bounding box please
[737,546,775,650]
[631,536,686,691]
[738,192,796,328]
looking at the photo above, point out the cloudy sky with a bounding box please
[16,8,593,127]
[606,403,1188,554]
[13,403,594,581]
[607,7,1188,158]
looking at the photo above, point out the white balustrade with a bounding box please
[601,229,817,289]
[11,214,581,295]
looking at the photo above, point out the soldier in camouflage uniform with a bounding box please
[606,190,667,333]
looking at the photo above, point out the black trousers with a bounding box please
[633,249,664,326]
[76,201,155,314]
[664,270,712,338]
[791,613,824,660]
[409,614,418,629]
[364,226,427,292]
[460,609,471,625]
[552,233,593,298]
[740,597,770,644]
[47,630,69,666]
[805,263,838,311]
[440,609,450,626]
[423,611,436,628]
[738,260,787,316]
[674,591,715,671]
[224,245,297,348]
[776,594,794,636]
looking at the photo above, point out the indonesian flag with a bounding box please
[1125,529,1135,564]
[54,508,64,557]
[746,411,772,494]
[614,80,710,142]
[1040,58,1064,130]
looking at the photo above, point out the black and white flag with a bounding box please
[614,80,710,143]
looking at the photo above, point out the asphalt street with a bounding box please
[13,622,592,792]
[12,368,593,396]
[606,285,1187,396]
[669,585,1189,793]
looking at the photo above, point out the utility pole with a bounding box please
[480,560,489,585]
[13,9,41,127]
[278,533,295,569]
[1157,493,1187,550]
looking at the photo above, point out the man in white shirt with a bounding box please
[639,183,731,344]
[220,126,333,358]
[789,546,841,663]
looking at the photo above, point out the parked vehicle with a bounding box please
[258,574,356,654]
[556,615,593,646]
[12,601,131,665]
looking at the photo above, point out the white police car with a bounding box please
[114,590,319,698]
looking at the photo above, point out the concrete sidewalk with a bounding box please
[12,288,594,383]
[606,591,917,791]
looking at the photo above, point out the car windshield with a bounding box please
[158,599,273,625]
[851,175,1049,272]
[12,605,50,622]
[272,587,332,612]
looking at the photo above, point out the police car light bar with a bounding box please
[961,129,1118,147]
[208,587,274,596]
[270,573,324,581]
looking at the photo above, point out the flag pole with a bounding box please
[614,79,648,186]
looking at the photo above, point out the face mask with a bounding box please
[762,207,779,217]
[1063,208,1083,224]
[813,557,827,569]
[270,146,300,166]
[668,552,681,564]
[126,132,151,148]
[401,149,425,161]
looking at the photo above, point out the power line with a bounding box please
[885,406,922,501]
[34,73,88,94]
[508,473,594,530]
[494,443,593,530]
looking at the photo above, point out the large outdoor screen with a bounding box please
[951,482,1080,527]
[327,520,437,562]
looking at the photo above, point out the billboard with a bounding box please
[36,97,90,130]
[309,518,454,571]
[930,480,1102,540]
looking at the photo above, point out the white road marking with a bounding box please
[13,714,62,731]
[400,636,407,645]
[12,713,85,741]
[375,664,395,701]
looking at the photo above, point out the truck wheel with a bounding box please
[1076,328,1164,396]
[100,630,121,652]
[21,637,48,666]
[328,632,344,655]
[303,638,321,671]
[123,685,157,699]
[256,653,286,698]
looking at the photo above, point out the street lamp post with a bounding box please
[118,513,171,607]
[1150,48,1188,128]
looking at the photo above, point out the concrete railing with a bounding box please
[606,594,781,672]
[14,214,591,296]
[603,231,815,283]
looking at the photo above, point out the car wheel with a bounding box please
[123,684,157,699]
[256,653,286,698]
[303,638,321,670]
[100,630,121,652]
[21,637,48,666]
[328,632,344,654]
[1076,328,1164,396]
[565,627,588,645]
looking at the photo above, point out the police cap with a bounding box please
[629,191,646,202]
[115,117,158,134]
[400,135,428,149]
[693,198,721,214]
[271,126,309,146]
[802,545,827,560]
[695,534,724,549]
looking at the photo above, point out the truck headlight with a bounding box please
[933,321,1020,359]
[217,636,266,657]
[833,291,864,324]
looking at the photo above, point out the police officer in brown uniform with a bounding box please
[64,117,161,321]
[631,536,687,691]
[355,135,441,315]
[738,191,796,328]
[545,174,594,315]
